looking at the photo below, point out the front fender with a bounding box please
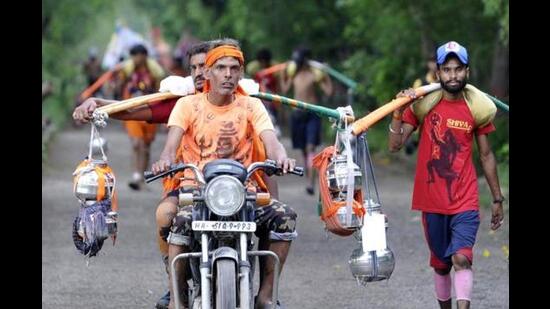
[211,246,239,266]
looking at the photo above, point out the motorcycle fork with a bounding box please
[199,233,212,309]
[239,232,251,309]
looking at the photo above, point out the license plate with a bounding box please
[192,221,256,232]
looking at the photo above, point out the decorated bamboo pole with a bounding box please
[486,94,509,112]
[257,62,506,112]
[89,80,504,133]
[255,63,287,78]
[349,84,508,135]
[308,60,358,90]
[251,92,355,124]
[255,61,358,90]
[79,70,114,101]
[350,83,442,135]
[96,92,179,115]
[92,92,180,128]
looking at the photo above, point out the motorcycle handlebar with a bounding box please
[247,160,304,179]
[143,163,187,183]
[289,167,305,176]
[145,160,303,184]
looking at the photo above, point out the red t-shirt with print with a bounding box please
[402,97,495,215]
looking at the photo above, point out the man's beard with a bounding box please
[441,78,467,94]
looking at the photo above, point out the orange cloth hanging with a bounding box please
[312,146,365,236]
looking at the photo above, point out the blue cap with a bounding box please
[436,41,468,65]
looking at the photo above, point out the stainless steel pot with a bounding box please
[336,206,361,229]
[326,155,362,192]
[74,160,115,202]
[349,246,395,285]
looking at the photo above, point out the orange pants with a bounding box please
[124,120,157,143]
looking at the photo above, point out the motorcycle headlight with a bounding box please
[204,175,245,216]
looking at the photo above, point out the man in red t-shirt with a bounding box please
[388,41,505,309]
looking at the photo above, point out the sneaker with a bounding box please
[155,290,170,309]
[306,186,314,195]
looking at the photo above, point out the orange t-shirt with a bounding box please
[167,92,274,186]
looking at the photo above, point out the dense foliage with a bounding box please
[43,0,508,174]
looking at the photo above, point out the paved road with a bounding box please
[42,122,509,308]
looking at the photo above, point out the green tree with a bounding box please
[43,0,508,165]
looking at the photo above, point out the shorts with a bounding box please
[124,120,157,143]
[290,110,321,150]
[167,191,298,246]
[421,210,480,270]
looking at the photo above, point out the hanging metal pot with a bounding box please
[336,205,361,229]
[348,246,395,285]
[74,160,115,202]
[326,154,362,192]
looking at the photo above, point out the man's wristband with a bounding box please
[389,124,404,135]
[493,197,505,204]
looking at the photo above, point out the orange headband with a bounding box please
[205,45,244,68]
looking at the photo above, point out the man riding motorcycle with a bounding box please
[152,40,298,309]
[73,39,282,308]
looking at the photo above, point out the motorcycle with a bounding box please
[144,159,303,309]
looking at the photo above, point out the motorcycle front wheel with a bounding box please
[215,259,237,309]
